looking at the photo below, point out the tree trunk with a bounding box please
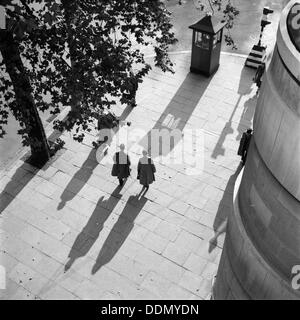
[61,0,81,113]
[0,30,50,163]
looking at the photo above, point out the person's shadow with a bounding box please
[208,163,243,253]
[57,148,99,210]
[57,105,134,210]
[64,185,123,272]
[91,192,148,274]
[211,66,256,159]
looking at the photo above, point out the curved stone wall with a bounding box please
[214,0,300,300]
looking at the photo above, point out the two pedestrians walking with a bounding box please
[111,146,156,191]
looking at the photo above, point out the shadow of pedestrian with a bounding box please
[57,105,133,210]
[57,148,99,210]
[91,193,148,274]
[211,66,256,159]
[235,95,256,141]
[64,185,124,272]
[208,163,243,253]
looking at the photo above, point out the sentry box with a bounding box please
[189,14,226,77]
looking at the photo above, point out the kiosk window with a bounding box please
[195,32,210,50]
[213,31,221,48]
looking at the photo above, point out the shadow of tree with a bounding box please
[64,185,124,272]
[211,66,256,159]
[138,72,212,158]
[208,163,243,253]
[91,192,148,274]
[0,135,68,215]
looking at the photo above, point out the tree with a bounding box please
[0,0,177,162]
[187,0,239,49]
[0,1,51,163]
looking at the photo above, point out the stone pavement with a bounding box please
[0,52,257,300]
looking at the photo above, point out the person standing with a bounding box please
[253,62,266,95]
[127,70,139,108]
[137,150,156,191]
[111,144,131,186]
[238,129,253,165]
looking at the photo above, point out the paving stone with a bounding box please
[53,269,86,293]
[9,262,36,288]
[34,180,58,198]
[179,270,205,297]
[162,242,191,266]
[128,225,150,244]
[104,254,149,285]
[22,271,53,296]
[183,253,208,276]
[134,288,160,300]
[0,251,19,273]
[91,266,141,300]
[168,200,190,216]
[163,209,186,226]
[140,271,173,299]
[40,284,78,300]
[199,213,217,229]
[8,284,37,300]
[135,211,162,232]
[156,259,185,283]
[154,220,181,242]
[184,206,206,222]
[181,219,207,239]
[203,199,220,214]
[174,230,203,253]
[135,247,165,270]
[201,261,219,280]
[166,284,195,300]
[0,278,20,299]
[142,232,169,254]
[1,213,28,237]
[195,277,213,300]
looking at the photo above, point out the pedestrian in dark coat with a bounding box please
[238,129,253,165]
[253,62,266,95]
[127,70,138,108]
[111,144,131,186]
[137,150,156,190]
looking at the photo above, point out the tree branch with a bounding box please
[19,0,37,20]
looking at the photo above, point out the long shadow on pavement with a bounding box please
[57,148,99,210]
[0,124,68,215]
[208,163,243,253]
[91,192,148,274]
[139,72,212,157]
[211,66,256,159]
[64,185,124,272]
[57,105,133,210]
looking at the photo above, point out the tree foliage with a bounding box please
[0,0,177,149]
[189,0,239,49]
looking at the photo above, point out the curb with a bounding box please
[144,50,249,59]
